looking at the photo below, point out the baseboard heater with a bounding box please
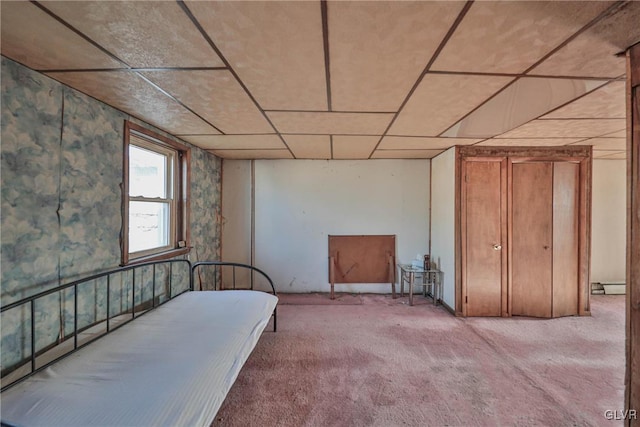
[591,282,626,295]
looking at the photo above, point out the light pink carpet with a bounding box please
[212,294,625,427]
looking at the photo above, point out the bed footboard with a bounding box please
[191,261,278,332]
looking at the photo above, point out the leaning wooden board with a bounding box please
[328,235,396,299]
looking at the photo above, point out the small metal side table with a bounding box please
[397,264,443,306]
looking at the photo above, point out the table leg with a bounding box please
[409,271,415,306]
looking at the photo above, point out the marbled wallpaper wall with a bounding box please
[1,58,222,372]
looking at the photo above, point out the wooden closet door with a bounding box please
[511,162,553,318]
[552,162,579,317]
[462,159,506,316]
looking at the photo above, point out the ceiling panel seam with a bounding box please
[40,67,230,73]
[177,0,296,158]
[538,117,626,121]
[135,73,225,134]
[34,1,225,135]
[436,2,628,140]
[366,0,476,159]
[427,69,622,81]
[264,110,396,114]
[330,135,334,160]
[33,1,129,70]
[321,0,332,111]
[522,1,628,75]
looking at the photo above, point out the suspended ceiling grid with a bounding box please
[1,1,638,160]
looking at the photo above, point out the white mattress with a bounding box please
[1,290,278,427]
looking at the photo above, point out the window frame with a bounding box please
[122,121,190,265]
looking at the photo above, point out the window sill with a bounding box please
[123,247,190,266]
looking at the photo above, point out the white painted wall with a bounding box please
[221,159,252,286]
[253,160,430,293]
[430,148,456,309]
[591,159,626,283]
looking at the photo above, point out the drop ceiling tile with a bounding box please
[477,138,585,147]
[389,74,513,136]
[498,119,625,139]
[178,135,285,150]
[141,70,273,134]
[443,78,607,138]
[211,149,293,160]
[530,2,640,78]
[380,136,479,150]
[283,135,331,159]
[431,1,612,73]
[0,1,123,70]
[332,136,380,159]
[329,1,465,111]
[601,129,627,138]
[41,1,224,68]
[46,71,219,135]
[267,112,394,135]
[593,150,626,159]
[186,1,327,110]
[371,150,443,159]
[571,137,626,151]
[542,81,625,119]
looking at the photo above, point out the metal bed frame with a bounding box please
[0,259,277,393]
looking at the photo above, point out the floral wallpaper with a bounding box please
[1,58,222,373]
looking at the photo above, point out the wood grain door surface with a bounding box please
[552,162,580,317]
[511,162,553,318]
[463,160,504,316]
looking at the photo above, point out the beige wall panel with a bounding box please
[379,136,479,150]
[573,137,626,150]
[47,71,218,135]
[0,1,122,70]
[478,138,585,147]
[389,74,513,136]
[42,1,224,68]
[543,81,626,119]
[283,135,331,159]
[267,112,393,135]
[531,3,640,78]
[212,150,293,160]
[431,1,611,73]
[142,70,273,134]
[499,119,626,139]
[178,135,284,150]
[185,1,327,110]
[371,150,443,159]
[329,1,465,112]
[332,136,380,159]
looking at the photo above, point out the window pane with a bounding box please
[129,201,170,253]
[129,145,167,198]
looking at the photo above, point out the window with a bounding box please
[122,121,190,264]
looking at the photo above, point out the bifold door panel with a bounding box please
[462,159,505,317]
[552,162,580,317]
[511,162,553,318]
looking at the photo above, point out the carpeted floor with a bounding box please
[212,293,625,427]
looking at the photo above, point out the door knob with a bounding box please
[493,244,502,250]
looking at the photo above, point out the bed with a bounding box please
[0,259,277,427]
